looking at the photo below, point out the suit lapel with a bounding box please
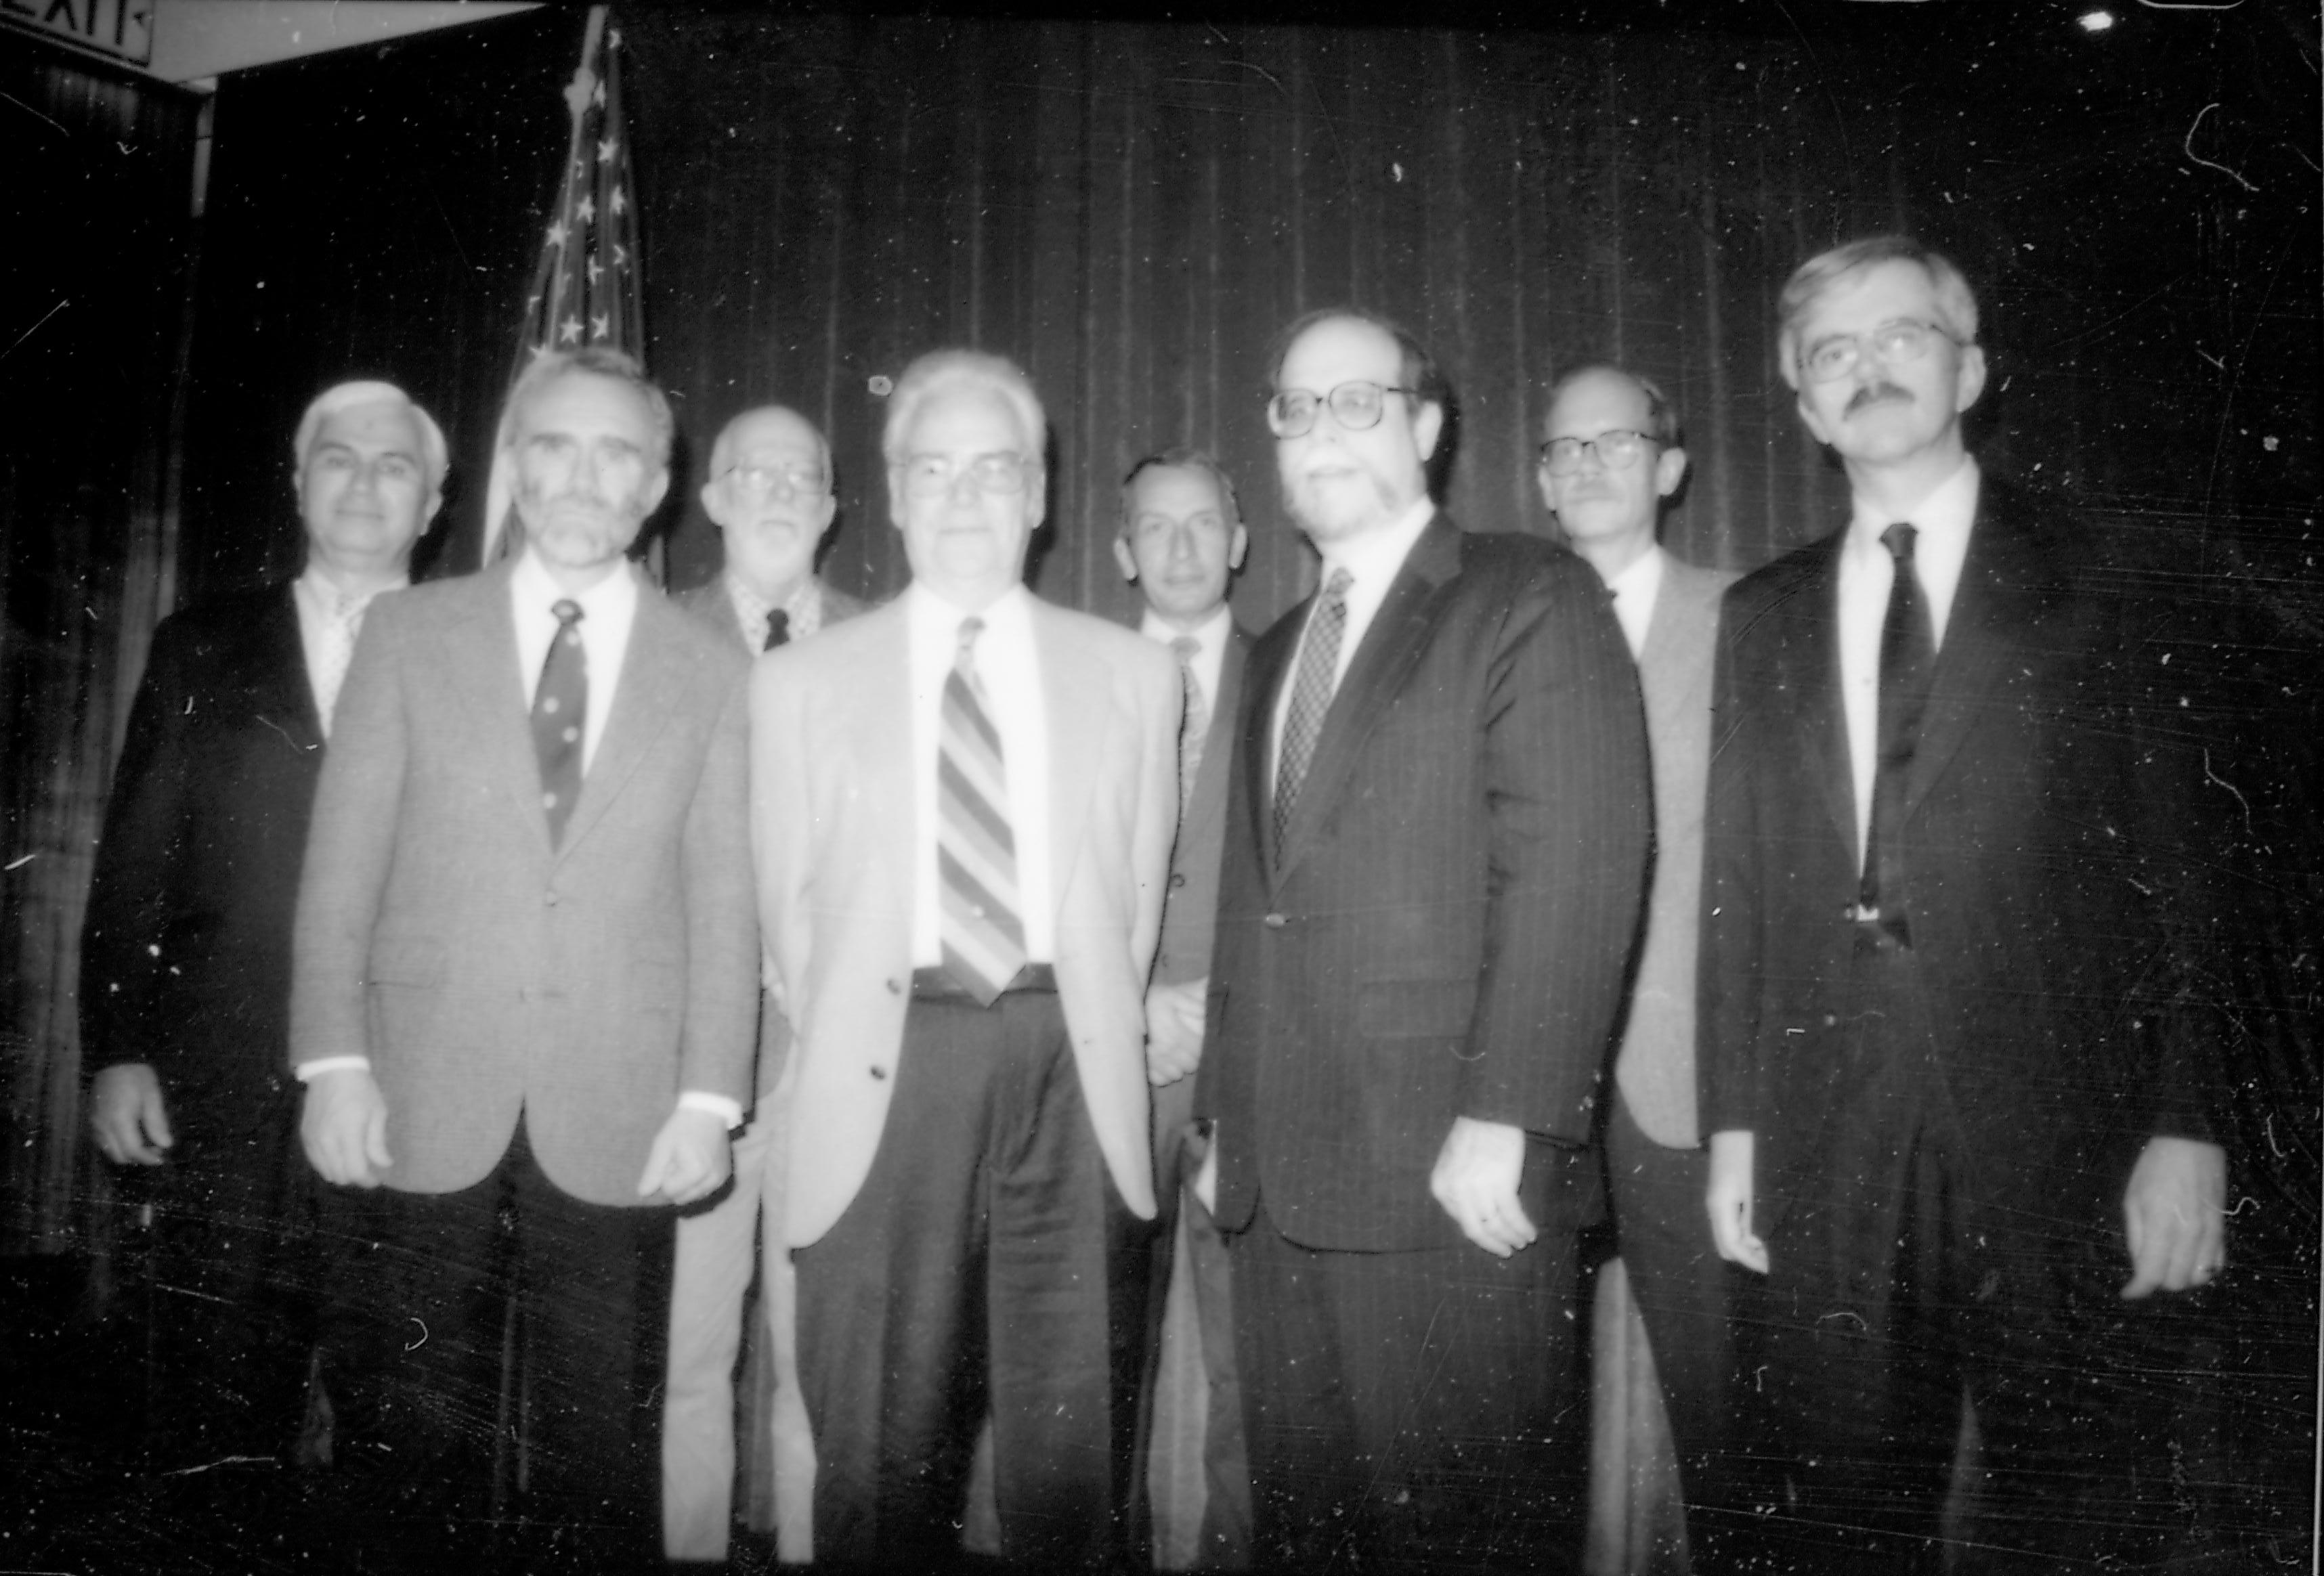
[1273,515,1462,883]
[1036,604,1103,903]
[561,579,691,858]
[1904,485,2038,820]
[1181,628,1246,850]
[1780,540,1857,860]
[440,563,556,854]
[1241,615,1299,878]
[244,582,326,751]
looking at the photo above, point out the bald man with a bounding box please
[664,403,866,1561]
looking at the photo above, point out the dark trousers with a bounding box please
[793,990,1119,1572]
[1728,938,2192,1575]
[313,1120,674,1575]
[1230,1142,1589,1575]
[1606,1091,1740,1560]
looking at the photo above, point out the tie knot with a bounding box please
[955,617,985,659]
[1881,523,1918,565]
[1169,635,1199,667]
[334,589,368,623]
[552,598,584,630]
[763,609,791,652]
[1321,567,1353,605]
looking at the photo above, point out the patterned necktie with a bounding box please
[533,599,588,846]
[1274,567,1352,848]
[1171,635,1207,818]
[938,617,1027,1005]
[312,589,367,738]
[762,609,791,652]
[1861,524,1935,935]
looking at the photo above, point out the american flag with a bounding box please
[480,5,645,567]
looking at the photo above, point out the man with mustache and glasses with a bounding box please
[1195,309,1649,1572]
[752,349,1178,1569]
[662,403,866,1565]
[292,347,758,1572]
[1700,237,2227,1572]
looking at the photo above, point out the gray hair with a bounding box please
[1777,236,1980,390]
[880,349,1047,468]
[498,346,674,469]
[293,380,448,489]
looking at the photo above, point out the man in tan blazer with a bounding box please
[1539,365,1738,1570]
[663,403,867,1563]
[752,349,1178,1569]
[293,347,759,1571]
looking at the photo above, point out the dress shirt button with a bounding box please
[886,978,903,995]
[869,1066,888,1081]
[543,891,559,907]
[1263,913,1287,929]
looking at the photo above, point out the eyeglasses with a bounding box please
[897,451,1036,498]
[718,461,828,498]
[1538,430,1656,476]
[1799,318,1968,384]
[1266,381,1419,439]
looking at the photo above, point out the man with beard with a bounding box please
[293,347,759,1571]
[664,402,865,1562]
[1195,309,1649,1571]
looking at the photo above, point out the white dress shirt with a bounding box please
[1269,495,1438,793]
[1605,543,1666,663]
[907,580,1056,967]
[293,565,408,736]
[1837,454,1979,869]
[511,547,640,774]
[1139,602,1232,708]
[724,573,830,651]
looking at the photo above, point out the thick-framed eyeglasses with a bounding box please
[1538,430,1657,476]
[1799,318,1968,384]
[897,451,1036,498]
[718,461,828,498]
[1266,381,1419,439]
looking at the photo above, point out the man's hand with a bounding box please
[2122,1135,2227,1298]
[638,1106,732,1207]
[1144,978,1207,1087]
[1429,1116,1536,1258]
[89,1063,174,1166]
[300,1068,391,1187]
[1706,1129,1769,1273]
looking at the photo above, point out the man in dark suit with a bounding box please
[293,347,760,1570]
[1700,236,2227,1571]
[1196,309,1650,1571]
[663,402,865,1563]
[1111,446,1254,1569]
[1538,365,1738,1571]
[81,380,444,1489]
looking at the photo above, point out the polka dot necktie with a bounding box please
[532,598,588,846]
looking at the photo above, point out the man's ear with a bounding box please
[1953,343,1988,416]
[1112,536,1139,585]
[1412,400,1446,462]
[1228,524,1249,573]
[1655,445,1688,500]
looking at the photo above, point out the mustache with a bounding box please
[1845,381,1913,416]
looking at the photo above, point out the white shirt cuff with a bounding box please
[679,1090,746,1130]
[295,1056,371,1081]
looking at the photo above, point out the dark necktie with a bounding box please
[1861,524,1934,940]
[1171,635,1206,819]
[938,617,1027,1005]
[533,598,588,846]
[1274,567,1352,848]
[762,608,790,652]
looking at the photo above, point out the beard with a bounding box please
[1281,463,1405,543]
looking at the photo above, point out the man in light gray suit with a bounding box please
[1538,364,1737,1569]
[293,347,759,1571]
[664,403,866,1562]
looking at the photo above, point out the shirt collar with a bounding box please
[1138,602,1232,661]
[907,577,1033,642]
[295,562,408,615]
[513,545,639,623]
[1846,454,1979,558]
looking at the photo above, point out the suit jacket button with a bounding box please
[1169,872,1186,890]
[886,978,902,995]
[869,1066,887,1080]
[543,891,559,907]
[1263,913,1287,929]
[1822,1013,1838,1028]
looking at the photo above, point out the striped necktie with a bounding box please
[1274,567,1352,847]
[1171,635,1207,818]
[938,617,1027,1005]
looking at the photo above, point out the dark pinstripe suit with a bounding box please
[1196,512,1650,1569]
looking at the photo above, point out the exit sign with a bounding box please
[1,0,154,68]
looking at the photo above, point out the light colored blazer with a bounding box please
[1612,555,1738,1149]
[751,592,1180,1246]
[290,560,760,1206]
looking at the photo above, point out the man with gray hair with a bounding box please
[1702,236,2226,1569]
[293,347,759,1569]
[754,349,1178,1567]
[81,378,444,1507]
